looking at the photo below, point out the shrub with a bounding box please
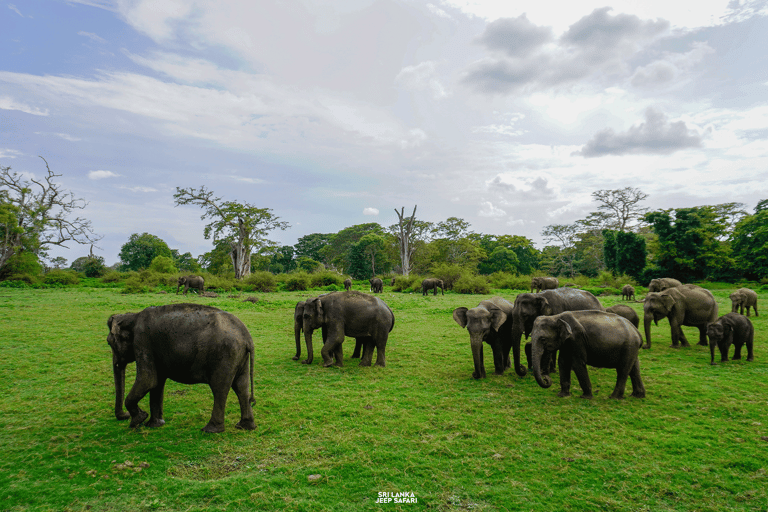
[430,263,467,290]
[200,274,237,292]
[489,272,529,290]
[122,276,150,294]
[43,269,80,286]
[100,271,125,283]
[453,274,490,294]
[0,251,42,280]
[285,273,310,291]
[0,275,38,287]
[242,271,277,293]
[149,255,178,274]
[310,272,344,288]
[392,275,421,292]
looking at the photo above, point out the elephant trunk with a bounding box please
[709,339,717,365]
[511,325,527,377]
[113,360,129,420]
[532,341,552,388]
[302,318,315,364]
[469,332,486,379]
[294,322,302,360]
[643,311,653,349]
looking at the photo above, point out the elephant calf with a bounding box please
[730,288,758,317]
[453,297,518,379]
[531,310,646,400]
[621,285,635,301]
[707,313,754,365]
[422,278,445,296]
[177,275,205,295]
[293,298,363,364]
[606,304,639,328]
[531,276,559,293]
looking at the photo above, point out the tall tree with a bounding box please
[0,158,101,271]
[592,187,648,232]
[393,205,417,275]
[541,223,579,277]
[174,187,289,279]
[319,223,383,272]
[118,233,172,271]
[294,233,334,263]
[731,206,768,279]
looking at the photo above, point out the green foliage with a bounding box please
[42,269,80,285]
[309,271,344,288]
[199,240,234,275]
[732,209,768,279]
[82,256,107,278]
[241,271,277,292]
[149,255,178,274]
[295,256,323,273]
[452,273,490,294]
[294,233,334,262]
[430,263,468,290]
[391,275,421,292]
[284,272,310,291]
[119,233,172,271]
[0,250,42,280]
[100,271,125,283]
[122,275,150,294]
[172,250,202,273]
[488,272,531,290]
[347,232,393,279]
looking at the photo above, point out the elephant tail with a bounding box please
[249,348,255,404]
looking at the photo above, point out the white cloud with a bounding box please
[88,170,121,179]
[0,96,48,116]
[478,201,506,217]
[78,31,107,44]
[363,207,379,216]
[0,149,22,159]
[118,185,158,193]
[8,4,24,17]
[395,61,449,99]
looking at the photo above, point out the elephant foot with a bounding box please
[494,370,505,376]
[557,391,571,398]
[669,344,680,349]
[579,394,594,399]
[202,422,225,433]
[115,411,130,421]
[292,355,300,361]
[374,362,386,368]
[146,417,166,428]
[642,344,650,350]
[697,341,708,347]
[235,419,256,430]
[608,394,625,400]
[472,371,486,379]
[129,410,148,428]
[322,361,336,368]
[301,359,313,365]
[358,360,372,367]
[631,391,646,398]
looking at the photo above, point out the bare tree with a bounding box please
[591,187,649,232]
[393,205,417,276]
[0,157,101,270]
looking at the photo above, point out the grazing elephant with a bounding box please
[293,299,362,363]
[643,284,718,349]
[452,297,516,379]
[344,278,352,291]
[107,304,255,433]
[369,278,383,293]
[531,310,646,399]
[531,276,559,293]
[621,285,635,301]
[422,278,445,296]
[176,275,205,295]
[730,288,758,316]
[517,288,605,372]
[647,278,682,293]
[707,313,754,365]
[302,291,394,367]
[606,304,639,328]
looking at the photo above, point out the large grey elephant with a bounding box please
[730,288,758,316]
[531,311,645,399]
[707,313,754,365]
[422,278,445,296]
[621,285,635,301]
[107,303,255,433]
[531,276,559,293]
[647,278,682,293]
[452,297,515,379]
[293,299,362,363]
[516,288,605,372]
[643,284,718,349]
[369,278,383,293]
[302,291,394,367]
[176,275,205,295]
[606,304,639,328]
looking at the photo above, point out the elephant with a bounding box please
[643,284,718,349]
[531,276,559,293]
[621,285,635,301]
[302,291,394,367]
[391,277,396,286]
[344,278,352,291]
[647,278,682,293]
[369,278,383,293]
[106,303,256,433]
[706,313,754,365]
[517,288,605,373]
[730,288,758,316]
[422,278,445,296]
[452,297,516,379]
[293,299,362,363]
[531,310,646,399]
[176,275,205,295]
[606,304,639,328]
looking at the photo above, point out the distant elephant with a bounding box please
[606,304,639,328]
[369,278,383,293]
[531,276,559,293]
[176,275,205,295]
[643,284,718,349]
[647,278,682,293]
[391,277,396,286]
[293,299,362,363]
[302,291,394,367]
[344,278,352,291]
[517,288,605,373]
[621,285,635,301]
[730,288,758,316]
[107,304,255,433]
[452,297,515,379]
[422,278,445,296]
[707,313,754,365]
[531,310,645,399]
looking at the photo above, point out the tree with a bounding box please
[604,229,646,279]
[732,208,768,279]
[433,217,471,240]
[541,223,579,277]
[174,187,289,279]
[118,233,172,271]
[0,158,101,272]
[592,187,648,232]
[294,233,334,262]
[49,256,67,269]
[347,233,392,279]
[149,255,178,274]
[171,250,202,273]
[393,205,417,276]
[199,240,234,275]
[318,223,384,272]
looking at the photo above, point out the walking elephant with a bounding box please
[452,297,516,379]
[422,278,445,296]
[369,278,383,293]
[531,310,645,399]
[606,304,639,328]
[531,276,559,293]
[293,299,362,363]
[176,275,205,295]
[302,291,394,367]
[344,278,352,291]
[730,288,758,316]
[106,303,256,433]
[707,313,754,365]
[621,285,635,301]
[643,284,718,349]
[647,278,682,293]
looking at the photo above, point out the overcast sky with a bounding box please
[3,0,768,265]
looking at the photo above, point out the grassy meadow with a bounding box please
[1,283,767,511]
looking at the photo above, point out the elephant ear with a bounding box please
[294,301,305,316]
[535,296,552,316]
[553,317,573,350]
[453,307,469,328]
[490,309,507,332]
[313,298,325,321]
[660,294,676,313]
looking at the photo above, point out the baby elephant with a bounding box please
[621,285,635,301]
[531,310,645,399]
[706,313,754,365]
[729,288,758,316]
[606,304,639,328]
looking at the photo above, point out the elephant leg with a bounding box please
[628,359,646,398]
[609,363,631,400]
[571,360,592,399]
[145,377,167,428]
[754,304,758,317]
[524,342,532,369]
[557,359,572,398]
[732,341,743,360]
[333,342,344,367]
[203,371,233,433]
[746,339,755,361]
[351,339,362,359]
[125,373,156,428]
[696,326,708,346]
[490,342,505,375]
[232,367,256,431]
[372,335,387,367]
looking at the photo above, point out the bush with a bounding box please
[310,271,344,288]
[43,269,80,286]
[0,251,42,281]
[391,275,421,292]
[122,276,150,294]
[200,274,237,292]
[453,274,490,294]
[149,255,178,274]
[100,271,125,283]
[430,263,467,290]
[0,274,39,287]
[242,271,277,293]
[285,273,310,291]
[489,272,529,290]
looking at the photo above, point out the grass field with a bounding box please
[1,284,767,511]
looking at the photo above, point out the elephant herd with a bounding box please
[104,278,757,433]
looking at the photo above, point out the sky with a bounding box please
[2,0,768,266]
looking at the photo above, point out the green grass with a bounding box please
[1,286,767,511]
